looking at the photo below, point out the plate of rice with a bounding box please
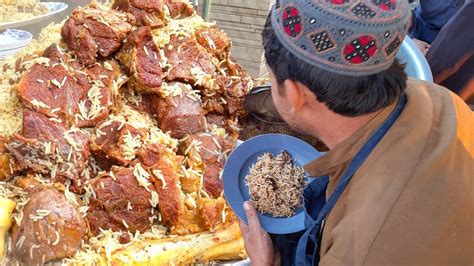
[0,1,68,30]
[223,134,321,234]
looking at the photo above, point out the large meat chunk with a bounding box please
[150,157,184,228]
[11,188,86,264]
[75,60,122,128]
[181,132,235,198]
[210,62,252,118]
[61,18,96,66]
[22,107,66,140]
[16,58,87,125]
[87,167,156,235]
[202,161,224,198]
[90,120,146,170]
[113,0,166,28]
[135,143,165,167]
[15,45,120,128]
[166,0,194,18]
[7,111,91,192]
[195,27,231,60]
[149,82,206,139]
[117,27,163,94]
[197,197,226,230]
[150,156,209,235]
[163,35,218,88]
[182,132,235,164]
[61,3,134,65]
[221,75,253,117]
[205,113,227,128]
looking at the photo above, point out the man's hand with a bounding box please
[238,201,281,266]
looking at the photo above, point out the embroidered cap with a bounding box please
[271,0,411,76]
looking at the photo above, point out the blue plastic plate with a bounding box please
[223,134,321,234]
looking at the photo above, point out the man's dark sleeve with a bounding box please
[271,232,304,266]
[410,0,464,43]
[426,0,474,103]
[410,6,438,43]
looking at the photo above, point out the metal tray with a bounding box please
[398,36,433,82]
[0,2,68,31]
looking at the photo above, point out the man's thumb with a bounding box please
[244,201,262,228]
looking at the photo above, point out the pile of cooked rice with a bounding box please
[246,151,305,217]
[0,2,249,262]
[0,0,48,23]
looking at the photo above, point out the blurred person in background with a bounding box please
[408,0,473,104]
[425,0,474,104]
[409,0,465,52]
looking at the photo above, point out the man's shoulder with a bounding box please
[330,79,473,264]
[359,79,474,265]
[405,78,473,152]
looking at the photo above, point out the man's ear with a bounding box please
[283,79,307,112]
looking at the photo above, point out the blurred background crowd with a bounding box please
[408,0,473,104]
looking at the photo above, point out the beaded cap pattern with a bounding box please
[271,0,411,76]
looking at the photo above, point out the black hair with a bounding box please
[262,15,407,117]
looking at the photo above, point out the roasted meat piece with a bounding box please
[135,143,165,167]
[195,27,231,60]
[117,27,163,94]
[181,132,235,198]
[61,3,134,65]
[200,74,228,114]
[182,132,235,164]
[149,156,206,235]
[166,0,194,18]
[11,188,86,265]
[122,89,156,116]
[15,45,120,128]
[61,18,96,66]
[202,161,224,198]
[179,170,201,194]
[205,113,227,128]
[90,121,146,170]
[202,97,225,115]
[7,111,91,192]
[21,109,67,142]
[222,75,253,117]
[0,137,14,181]
[113,0,166,28]
[87,167,156,235]
[153,161,227,234]
[15,175,43,193]
[149,82,206,139]
[75,60,122,128]
[211,67,252,118]
[16,60,87,124]
[198,197,226,230]
[163,35,218,88]
[151,157,184,228]
[42,44,71,64]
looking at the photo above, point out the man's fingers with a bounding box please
[244,201,262,230]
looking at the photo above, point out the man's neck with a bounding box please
[308,106,382,150]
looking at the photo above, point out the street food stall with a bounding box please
[0,0,433,265]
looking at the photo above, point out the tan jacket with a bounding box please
[304,79,474,265]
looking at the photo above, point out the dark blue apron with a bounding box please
[274,95,407,266]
